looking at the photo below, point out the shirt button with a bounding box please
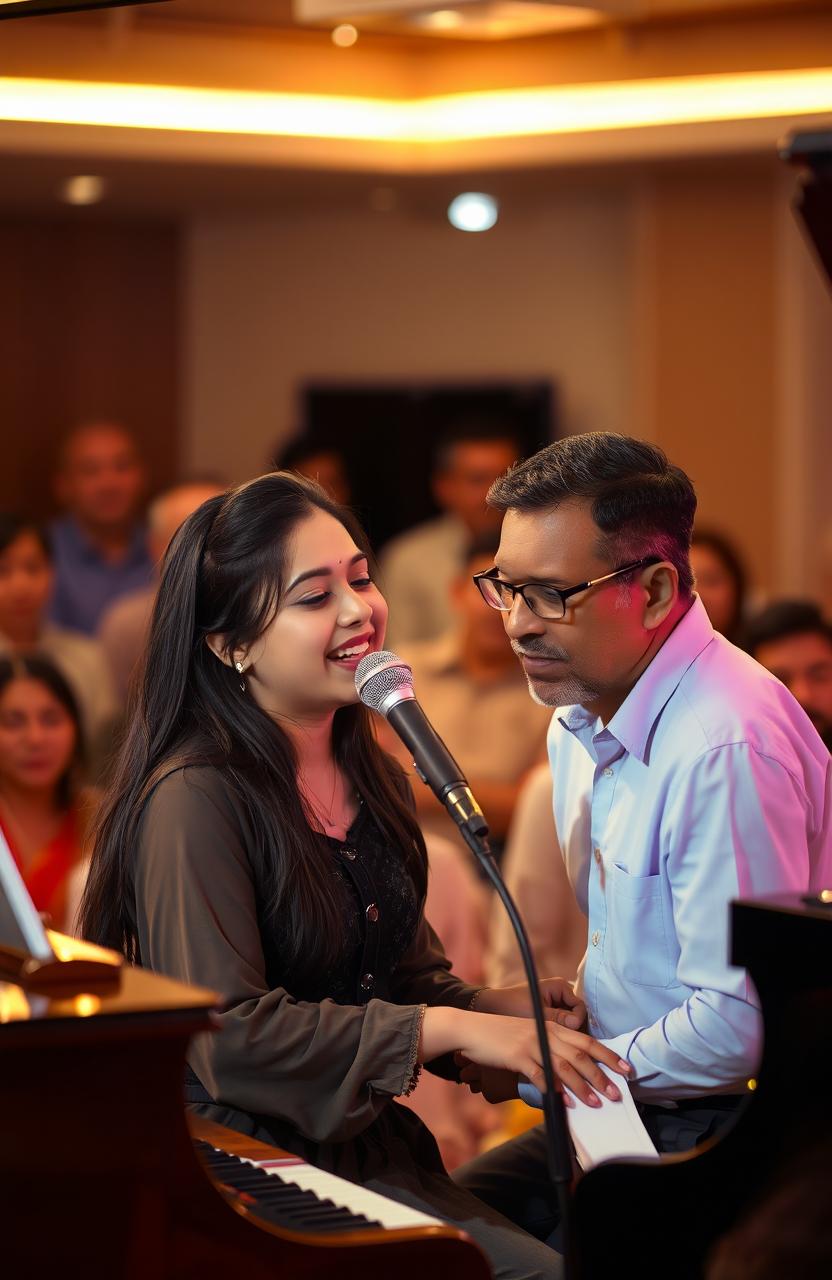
[366,903,379,923]
[360,973,374,990]
[341,848,356,860]
[594,848,602,864]
[591,930,601,947]
[603,767,613,778]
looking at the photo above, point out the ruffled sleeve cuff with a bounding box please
[398,1003,427,1098]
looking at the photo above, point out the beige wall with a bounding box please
[183,181,641,479]
[646,165,779,597]
[183,162,831,600]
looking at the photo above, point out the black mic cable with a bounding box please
[356,649,575,1276]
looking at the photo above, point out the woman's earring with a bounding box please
[235,660,246,692]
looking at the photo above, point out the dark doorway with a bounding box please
[297,380,555,550]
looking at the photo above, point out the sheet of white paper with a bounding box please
[518,1064,660,1171]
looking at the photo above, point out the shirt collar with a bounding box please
[558,596,716,763]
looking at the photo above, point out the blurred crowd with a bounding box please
[2,417,831,1169]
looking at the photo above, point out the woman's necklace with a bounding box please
[300,766,348,837]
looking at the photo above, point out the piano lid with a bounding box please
[781,127,832,293]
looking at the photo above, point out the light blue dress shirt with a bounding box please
[48,517,154,636]
[521,597,832,1106]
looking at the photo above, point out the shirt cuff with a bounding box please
[518,1079,542,1109]
[600,1029,641,1074]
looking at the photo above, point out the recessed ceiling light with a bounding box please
[61,174,106,206]
[331,23,359,46]
[448,192,498,232]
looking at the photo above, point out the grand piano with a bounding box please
[0,935,490,1280]
[2,892,830,1278]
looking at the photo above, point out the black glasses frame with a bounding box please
[472,556,662,620]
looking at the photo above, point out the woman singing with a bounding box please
[80,473,625,1280]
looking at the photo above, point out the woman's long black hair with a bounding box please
[79,472,427,982]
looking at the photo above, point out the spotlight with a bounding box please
[331,23,358,46]
[61,175,106,206]
[447,192,498,232]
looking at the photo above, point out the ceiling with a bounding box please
[32,0,832,39]
[0,0,828,214]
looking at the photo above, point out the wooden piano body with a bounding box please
[571,893,832,1279]
[0,950,490,1279]
[4,894,828,1278]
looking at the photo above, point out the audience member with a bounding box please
[485,763,587,988]
[388,537,551,854]
[0,514,117,775]
[0,654,98,933]
[744,600,832,749]
[98,480,224,702]
[276,439,352,506]
[48,421,153,635]
[690,528,750,644]
[381,424,520,648]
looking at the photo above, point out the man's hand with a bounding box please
[474,979,587,1030]
[455,1058,521,1104]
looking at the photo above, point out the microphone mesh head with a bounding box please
[355,650,414,713]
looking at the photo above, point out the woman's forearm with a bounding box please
[419,1005,467,1061]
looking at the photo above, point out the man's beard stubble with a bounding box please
[512,637,604,710]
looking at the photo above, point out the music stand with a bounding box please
[0,830,122,992]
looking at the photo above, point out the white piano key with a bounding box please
[221,1148,443,1231]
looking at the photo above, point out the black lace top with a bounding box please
[265,799,423,1007]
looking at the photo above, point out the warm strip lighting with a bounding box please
[0,69,830,143]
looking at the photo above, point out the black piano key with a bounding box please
[195,1141,382,1233]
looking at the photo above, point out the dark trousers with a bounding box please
[454,1097,746,1247]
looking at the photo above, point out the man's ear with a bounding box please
[205,634,245,669]
[642,563,679,631]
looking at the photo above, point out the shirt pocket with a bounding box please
[605,862,675,988]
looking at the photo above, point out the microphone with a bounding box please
[355,650,488,844]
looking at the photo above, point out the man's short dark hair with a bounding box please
[487,432,697,598]
[743,600,832,657]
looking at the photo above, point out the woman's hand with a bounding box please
[421,1007,630,1108]
[474,979,586,1030]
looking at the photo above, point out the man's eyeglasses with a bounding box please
[472,557,661,621]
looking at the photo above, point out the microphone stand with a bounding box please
[457,824,576,1278]
[354,652,575,1270]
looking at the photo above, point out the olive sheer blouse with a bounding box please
[131,764,480,1179]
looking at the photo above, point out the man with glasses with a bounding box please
[455,432,831,1242]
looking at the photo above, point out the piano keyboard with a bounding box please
[196,1139,443,1236]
